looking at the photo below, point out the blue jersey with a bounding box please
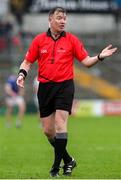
[7,75,19,94]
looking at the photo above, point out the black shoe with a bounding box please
[50,167,59,177]
[63,158,77,176]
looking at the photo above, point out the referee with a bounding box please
[16,7,117,177]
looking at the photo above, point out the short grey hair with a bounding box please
[49,7,67,16]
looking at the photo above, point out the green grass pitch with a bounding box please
[0,114,121,179]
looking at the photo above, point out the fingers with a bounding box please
[107,44,112,48]
[108,47,118,55]
[103,45,117,54]
[101,44,117,59]
[17,81,24,88]
[18,84,24,88]
[103,44,112,51]
[106,44,117,51]
[111,47,118,53]
[16,75,24,88]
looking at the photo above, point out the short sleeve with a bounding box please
[25,36,39,63]
[72,35,88,61]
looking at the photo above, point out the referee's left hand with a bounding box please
[99,44,117,59]
[16,75,25,88]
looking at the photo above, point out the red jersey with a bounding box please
[25,29,88,83]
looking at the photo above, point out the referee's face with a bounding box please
[49,11,67,33]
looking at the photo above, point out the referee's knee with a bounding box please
[43,128,55,138]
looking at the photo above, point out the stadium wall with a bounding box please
[22,14,117,33]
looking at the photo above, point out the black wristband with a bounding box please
[98,54,104,61]
[18,69,27,78]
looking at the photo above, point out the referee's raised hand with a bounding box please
[99,44,117,59]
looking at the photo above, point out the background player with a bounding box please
[4,71,26,128]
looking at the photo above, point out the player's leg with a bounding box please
[16,96,26,128]
[34,95,41,127]
[5,98,13,127]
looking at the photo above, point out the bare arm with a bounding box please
[16,59,32,88]
[82,44,117,67]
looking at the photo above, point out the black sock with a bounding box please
[53,133,67,169]
[48,137,72,164]
[48,137,55,148]
[63,148,72,164]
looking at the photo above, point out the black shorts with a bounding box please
[37,79,74,118]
